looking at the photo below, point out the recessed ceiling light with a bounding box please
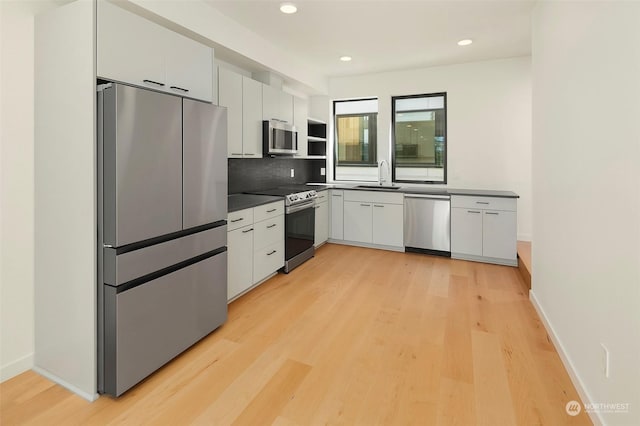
[457,39,473,46]
[339,56,352,62]
[280,2,297,14]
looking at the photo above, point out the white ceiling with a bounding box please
[204,0,534,79]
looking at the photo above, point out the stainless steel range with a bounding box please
[247,186,318,273]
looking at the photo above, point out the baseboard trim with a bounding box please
[529,290,603,426]
[0,353,34,382]
[32,366,99,402]
[327,239,404,253]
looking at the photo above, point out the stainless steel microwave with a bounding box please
[263,120,297,156]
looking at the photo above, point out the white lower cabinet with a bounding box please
[450,195,517,266]
[344,201,373,243]
[314,192,329,246]
[372,203,403,247]
[341,190,404,249]
[329,190,344,240]
[227,224,254,301]
[227,201,284,301]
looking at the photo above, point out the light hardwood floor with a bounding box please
[1,244,590,425]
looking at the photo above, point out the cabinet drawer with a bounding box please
[228,208,254,231]
[254,201,284,222]
[105,251,227,396]
[344,190,403,205]
[450,195,516,211]
[254,214,284,250]
[253,241,284,283]
[315,191,329,203]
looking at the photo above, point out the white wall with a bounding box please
[531,2,640,425]
[329,57,532,240]
[0,0,58,382]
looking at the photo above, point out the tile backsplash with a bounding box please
[228,158,326,194]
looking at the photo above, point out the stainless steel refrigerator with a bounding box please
[97,83,228,397]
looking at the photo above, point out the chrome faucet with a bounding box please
[378,159,390,186]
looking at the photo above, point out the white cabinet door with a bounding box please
[254,241,284,284]
[451,207,483,256]
[482,210,517,260]
[218,67,243,158]
[164,33,213,102]
[344,201,372,243]
[330,190,344,240]
[293,97,308,158]
[97,1,165,88]
[280,91,294,124]
[262,84,280,121]
[372,203,403,247]
[227,225,254,301]
[314,200,329,246]
[242,76,263,158]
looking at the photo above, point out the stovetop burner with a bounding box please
[246,186,318,206]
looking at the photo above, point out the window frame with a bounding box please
[333,99,379,182]
[391,92,448,184]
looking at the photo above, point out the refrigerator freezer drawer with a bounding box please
[104,224,226,286]
[102,250,227,397]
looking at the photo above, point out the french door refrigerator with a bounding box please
[97,83,228,397]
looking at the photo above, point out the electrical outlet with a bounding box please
[320,167,326,176]
[290,168,295,178]
[601,343,610,378]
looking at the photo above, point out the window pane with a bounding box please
[393,94,446,183]
[336,114,377,165]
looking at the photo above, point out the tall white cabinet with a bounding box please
[35,0,217,400]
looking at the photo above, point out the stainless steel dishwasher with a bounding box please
[404,193,451,256]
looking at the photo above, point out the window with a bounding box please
[334,98,378,181]
[392,93,447,183]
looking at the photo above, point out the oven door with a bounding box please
[285,200,315,260]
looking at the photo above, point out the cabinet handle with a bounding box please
[267,250,277,256]
[467,210,481,214]
[485,212,499,215]
[267,223,277,228]
[143,79,165,87]
[373,204,384,208]
[230,218,244,223]
[476,201,490,205]
[360,203,371,207]
[244,153,256,156]
[267,208,277,213]
[242,228,254,233]
[170,86,189,93]
[332,194,342,197]
[231,153,243,156]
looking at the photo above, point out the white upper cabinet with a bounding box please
[97,1,213,102]
[262,84,280,121]
[262,84,294,124]
[242,76,263,158]
[164,33,213,101]
[218,67,243,157]
[293,96,308,158]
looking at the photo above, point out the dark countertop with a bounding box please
[228,194,283,213]
[304,183,519,198]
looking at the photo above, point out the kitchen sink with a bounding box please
[355,185,402,190]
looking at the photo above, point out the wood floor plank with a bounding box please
[1,244,590,425]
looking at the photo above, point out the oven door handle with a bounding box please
[286,200,316,214]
